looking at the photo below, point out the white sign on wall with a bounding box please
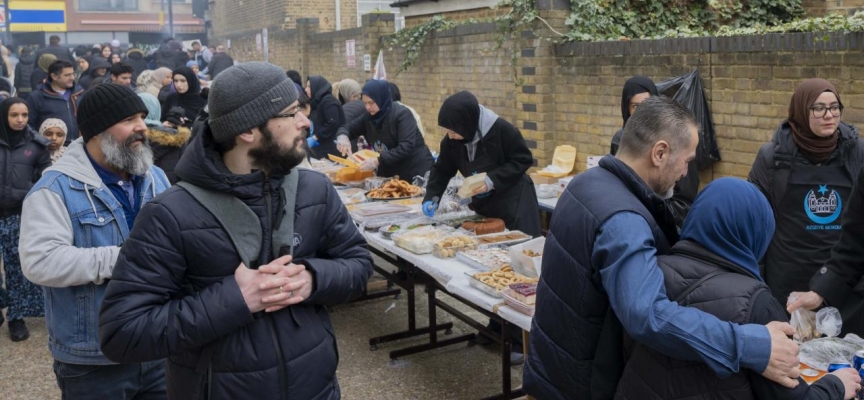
[346,39,356,67]
[262,28,269,62]
[363,54,371,72]
[256,33,262,51]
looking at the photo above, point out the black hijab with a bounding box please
[438,91,480,142]
[621,76,658,126]
[307,76,333,110]
[172,67,207,116]
[0,98,29,147]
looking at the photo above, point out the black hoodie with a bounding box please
[99,123,372,399]
[14,53,36,92]
[79,57,111,90]
[124,49,149,81]
[307,76,345,159]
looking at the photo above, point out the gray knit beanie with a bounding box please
[208,62,298,143]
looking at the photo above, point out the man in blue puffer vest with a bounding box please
[523,96,803,400]
[19,84,171,399]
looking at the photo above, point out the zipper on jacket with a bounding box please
[267,315,289,400]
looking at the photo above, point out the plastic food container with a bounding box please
[465,272,503,298]
[501,288,536,316]
[508,237,545,278]
[432,235,479,258]
[392,226,452,254]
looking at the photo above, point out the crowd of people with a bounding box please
[0,33,863,400]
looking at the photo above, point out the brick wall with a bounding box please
[210,0,358,38]
[211,4,864,183]
[403,7,510,28]
[803,0,864,16]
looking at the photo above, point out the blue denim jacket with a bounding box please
[20,138,170,364]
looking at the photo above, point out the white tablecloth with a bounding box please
[538,197,558,212]
[363,231,533,331]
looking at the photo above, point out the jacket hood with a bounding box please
[146,126,191,148]
[680,178,774,281]
[88,58,111,77]
[307,75,333,110]
[43,138,103,187]
[126,49,144,60]
[18,53,36,65]
[174,123,286,200]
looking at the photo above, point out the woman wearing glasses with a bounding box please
[748,78,864,317]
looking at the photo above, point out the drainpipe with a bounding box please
[335,0,341,30]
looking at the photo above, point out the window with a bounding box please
[78,0,139,12]
[357,0,403,31]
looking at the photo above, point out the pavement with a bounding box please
[0,255,525,399]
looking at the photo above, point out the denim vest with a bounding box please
[29,165,169,365]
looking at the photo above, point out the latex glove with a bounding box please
[359,157,378,171]
[307,136,319,148]
[787,291,825,313]
[336,135,352,156]
[422,201,438,217]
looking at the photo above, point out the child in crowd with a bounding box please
[39,118,67,164]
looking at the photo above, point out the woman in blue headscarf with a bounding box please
[615,177,859,400]
[335,79,433,181]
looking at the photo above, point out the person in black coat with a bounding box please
[750,79,864,329]
[616,178,858,400]
[335,79,433,181]
[305,75,345,159]
[14,48,36,100]
[160,67,206,128]
[79,57,110,90]
[423,90,541,237]
[30,53,56,91]
[124,48,149,82]
[138,92,189,184]
[337,78,365,123]
[98,62,372,399]
[789,161,864,336]
[207,46,234,80]
[0,98,51,340]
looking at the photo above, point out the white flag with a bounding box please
[372,50,386,80]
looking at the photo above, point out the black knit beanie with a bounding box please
[77,84,149,142]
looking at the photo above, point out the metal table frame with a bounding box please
[367,245,525,400]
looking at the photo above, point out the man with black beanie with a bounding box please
[98,62,372,399]
[19,83,170,399]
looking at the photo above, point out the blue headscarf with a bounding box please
[680,178,775,281]
[362,79,392,126]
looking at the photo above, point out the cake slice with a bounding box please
[509,283,538,305]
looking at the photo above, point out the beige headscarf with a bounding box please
[152,67,173,88]
[38,53,57,72]
[136,70,162,97]
[337,79,361,104]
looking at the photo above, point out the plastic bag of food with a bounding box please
[816,307,843,338]
[789,294,819,342]
[800,336,864,371]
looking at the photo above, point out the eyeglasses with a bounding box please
[810,105,843,118]
[271,107,301,120]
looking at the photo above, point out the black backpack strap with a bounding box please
[770,143,793,208]
[176,181,262,269]
[271,170,299,260]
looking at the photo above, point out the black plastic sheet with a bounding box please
[656,69,722,171]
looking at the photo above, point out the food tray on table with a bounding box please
[475,231,532,246]
[392,226,453,254]
[338,188,368,205]
[508,237,545,278]
[366,179,423,201]
[457,247,511,271]
[351,203,413,218]
[501,288,536,316]
[379,222,433,240]
[466,272,503,298]
[432,235,479,258]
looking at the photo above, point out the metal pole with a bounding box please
[3,0,10,48]
[167,0,174,38]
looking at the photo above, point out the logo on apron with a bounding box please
[374,140,389,153]
[804,184,842,227]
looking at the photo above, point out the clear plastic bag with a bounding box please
[789,294,820,342]
[816,307,843,338]
[800,336,864,371]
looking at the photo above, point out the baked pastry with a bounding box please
[462,218,505,235]
[509,282,538,305]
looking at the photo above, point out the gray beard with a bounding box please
[661,186,675,200]
[99,131,154,176]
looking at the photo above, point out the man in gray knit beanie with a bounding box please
[97,61,372,400]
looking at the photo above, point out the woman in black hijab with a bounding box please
[0,98,50,341]
[335,79,433,180]
[305,76,345,159]
[161,67,206,128]
[610,76,658,155]
[423,90,541,237]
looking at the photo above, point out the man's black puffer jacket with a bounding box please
[99,123,373,400]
